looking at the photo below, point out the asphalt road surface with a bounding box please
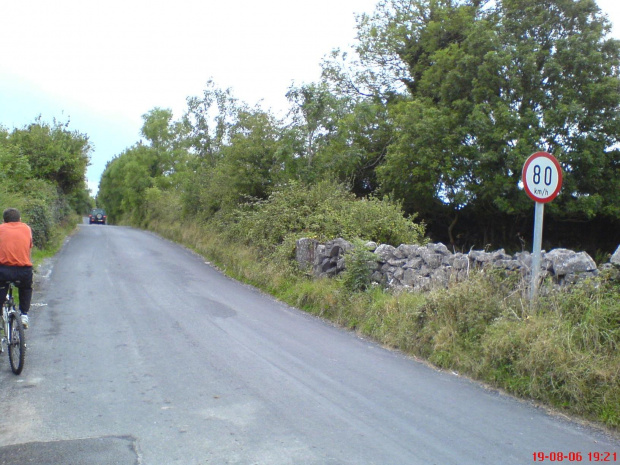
[0,222,618,464]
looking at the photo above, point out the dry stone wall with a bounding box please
[295,238,620,292]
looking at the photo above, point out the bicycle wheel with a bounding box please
[8,313,25,375]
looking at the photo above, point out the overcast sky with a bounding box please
[1,0,620,195]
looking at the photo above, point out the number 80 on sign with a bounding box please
[522,152,563,203]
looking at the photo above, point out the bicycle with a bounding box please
[0,282,26,374]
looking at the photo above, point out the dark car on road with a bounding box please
[89,208,107,225]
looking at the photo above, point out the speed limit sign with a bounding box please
[522,152,563,203]
[522,151,563,301]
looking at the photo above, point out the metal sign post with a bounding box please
[530,202,544,300]
[522,152,563,300]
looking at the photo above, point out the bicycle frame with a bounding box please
[0,283,16,351]
[0,281,26,374]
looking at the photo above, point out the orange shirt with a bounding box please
[0,222,33,267]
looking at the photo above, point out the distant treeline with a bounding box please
[99,0,620,257]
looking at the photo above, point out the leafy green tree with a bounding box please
[179,109,282,219]
[496,0,620,222]
[69,183,94,214]
[1,117,91,244]
[98,157,126,221]
[315,100,394,196]
[221,109,282,201]
[177,82,246,216]
[346,0,620,246]
[140,107,193,180]
[182,80,242,165]
[141,107,176,151]
[7,117,91,195]
[285,83,344,169]
[283,82,392,194]
[98,144,156,222]
[0,143,31,186]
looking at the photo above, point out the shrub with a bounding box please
[23,200,53,248]
[0,178,65,249]
[143,187,184,227]
[219,180,426,254]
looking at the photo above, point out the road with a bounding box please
[0,222,618,464]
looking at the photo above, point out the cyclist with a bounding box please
[0,208,33,328]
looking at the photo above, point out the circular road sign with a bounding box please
[522,152,563,203]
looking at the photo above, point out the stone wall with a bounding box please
[296,238,620,292]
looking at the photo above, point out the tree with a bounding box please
[283,82,392,192]
[314,100,394,197]
[7,117,91,195]
[221,109,282,201]
[140,107,192,179]
[181,109,282,218]
[348,0,620,247]
[285,83,345,168]
[98,144,156,222]
[0,143,31,185]
[182,80,242,165]
[141,107,175,153]
[0,117,91,244]
[496,0,620,223]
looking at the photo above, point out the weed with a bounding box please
[340,239,377,292]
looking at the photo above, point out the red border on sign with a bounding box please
[522,152,563,203]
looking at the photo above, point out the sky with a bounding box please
[0,0,379,194]
[1,0,620,195]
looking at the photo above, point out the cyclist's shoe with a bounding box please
[21,314,29,329]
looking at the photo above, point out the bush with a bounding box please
[23,200,53,248]
[219,180,426,254]
[143,187,184,227]
[0,177,73,249]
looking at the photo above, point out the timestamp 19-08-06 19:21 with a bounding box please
[533,452,618,462]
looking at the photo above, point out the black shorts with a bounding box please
[0,265,33,286]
